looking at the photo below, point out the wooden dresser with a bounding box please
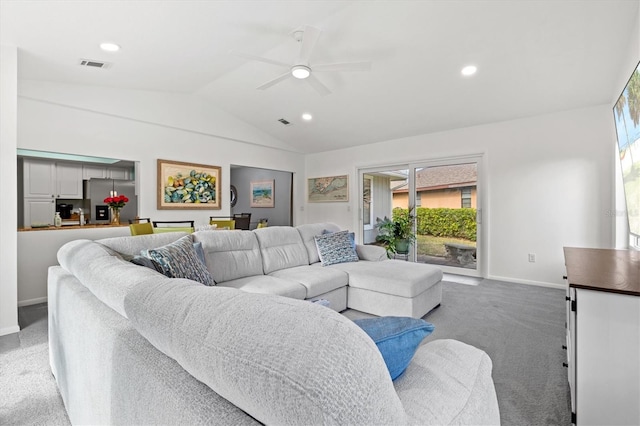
[563,247,640,426]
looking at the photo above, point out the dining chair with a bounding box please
[209,217,236,230]
[128,217,151,224]
[232,213,251,230]
[152,220,195,233]
[129,222,154,236]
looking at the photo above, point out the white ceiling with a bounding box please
[1,0,638,154]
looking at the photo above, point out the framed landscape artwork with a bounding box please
[157,159,221,209]
[250,180,274,208]
[308,175,349,202]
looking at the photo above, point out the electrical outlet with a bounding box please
[528,253,536,263]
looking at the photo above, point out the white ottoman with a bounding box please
[330,260,443,318]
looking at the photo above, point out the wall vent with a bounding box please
[277,118,293,126]
[79,59,111,69]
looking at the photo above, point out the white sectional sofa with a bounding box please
[48,224,500,425]
[199,222,443,317]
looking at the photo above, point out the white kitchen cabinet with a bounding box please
[23,159,83,199]
[24,197,56,226]
[107,167,129,180]
[23,159,56,198]
[82,165,107,179]
[55,163,83,199]
[564,247,640,426]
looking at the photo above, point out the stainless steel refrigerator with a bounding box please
[85,178,138,224]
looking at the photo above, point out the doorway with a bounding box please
[359,156,482,277]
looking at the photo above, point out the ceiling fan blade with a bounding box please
[312,61,372,72]
[297,25,321,64]
[229,50,290,68]
[306,74,331,96]
[257,72,291,90]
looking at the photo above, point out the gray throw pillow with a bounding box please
[314,230,359,266]
[142,235,215,286]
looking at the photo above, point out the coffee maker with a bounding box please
[57,203,73,219]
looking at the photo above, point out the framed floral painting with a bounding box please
[157,159,221,209]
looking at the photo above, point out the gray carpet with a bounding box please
[0,303,70,425]
[1,279,570,425]
[344,278,572,426]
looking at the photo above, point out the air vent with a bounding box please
[278,118,293,126]
[79,59,110,69]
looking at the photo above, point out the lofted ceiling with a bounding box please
[1,0,638,154]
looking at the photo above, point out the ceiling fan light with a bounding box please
[461,65,477,76]
[291,65,311,79]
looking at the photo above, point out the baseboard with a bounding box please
[0,325,20,336]
[18,296,48,307]
[487,275,565,290]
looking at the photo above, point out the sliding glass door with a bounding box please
[359,156,481,276]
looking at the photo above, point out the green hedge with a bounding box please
[393,207,477,242]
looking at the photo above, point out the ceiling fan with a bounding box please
[231,25,371,96]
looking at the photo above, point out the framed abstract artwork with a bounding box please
[308,175,349,202]
[250,180,274,208]
[157,159,221,209]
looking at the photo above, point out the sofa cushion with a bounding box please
[269,265,348,299]
[354,317,435,380]
[124,280,407,425]
[314,230,359,266]
[142,235,215,286]
[296,222,341,264]
[192,230,264,283]
[217,275,307,299]
[253,227,310,274]
[331,260,443,298]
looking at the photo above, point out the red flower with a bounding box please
[103,195,129,209]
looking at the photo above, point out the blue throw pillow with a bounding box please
[353,316,435,380]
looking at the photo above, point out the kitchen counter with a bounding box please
[19,224,129,231]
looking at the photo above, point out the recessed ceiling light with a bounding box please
[291,65,311,79]
[461,65,477,76]
[302,113,313,121]
[100,42,120,52]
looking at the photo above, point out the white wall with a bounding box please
[305,106,615,287]
[14,81,306,305]
[0,45,20,336]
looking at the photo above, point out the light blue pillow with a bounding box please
[142,235,215,286]
[353,316,435,380]
[314,230,359,266]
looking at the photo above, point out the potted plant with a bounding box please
[375,206,416,258]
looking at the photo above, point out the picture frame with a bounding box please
[157,159,221,209]
[307,175,349,202]
[250,180,274,208]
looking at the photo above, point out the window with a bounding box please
[461,187,472,208]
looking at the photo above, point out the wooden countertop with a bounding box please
[564,247,640,296]
[19,224,129,232]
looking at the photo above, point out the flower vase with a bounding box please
[110,208,121,225]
